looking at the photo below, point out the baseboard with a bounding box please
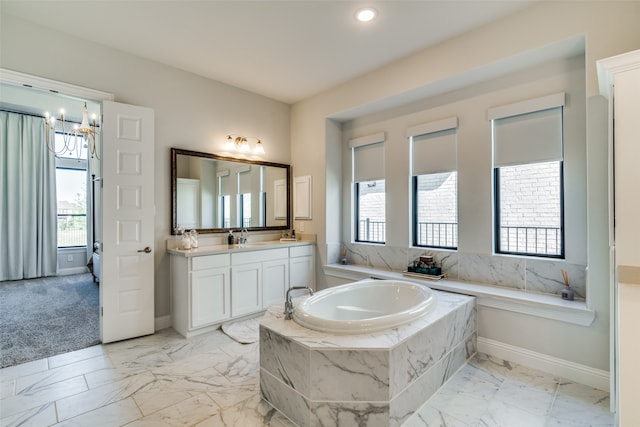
[155,315,172,331]
[57,267,90,276]
[477,337,610,392]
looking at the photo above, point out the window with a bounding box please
[495,162,563,256]
[241,193,252,227]
[356,179,386,243]
[409,119,458,249]
[55,133,88,248]
[413,173,458,248]
[218,172,230,228]
[350,133,385,244]
[490,93,565,258]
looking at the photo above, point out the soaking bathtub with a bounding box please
[292,279,436,333]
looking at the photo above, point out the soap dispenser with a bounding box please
[227,230,234,245]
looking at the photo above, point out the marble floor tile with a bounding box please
[406,356,615,427]
[84,363,149,390]
[196,394,296,427]
[15,355,113,394]
[54,371,156,421]
[0,326,615,427]
[0,379,14,400]
[47,345,106,370]
[0,359,48,383]
[0,402,57,427]
[127,393,219,426]
[1,375,87,420]
[51,397,141,427]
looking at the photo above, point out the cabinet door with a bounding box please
[231,262,262,317]
[263,258,289,308]
[191,267,230,328]
[290,255,314,290]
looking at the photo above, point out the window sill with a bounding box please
[323,264,595,327]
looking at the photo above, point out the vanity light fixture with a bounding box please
[226,134,265,154]
[355,7,377,22]
[45,102,100,159]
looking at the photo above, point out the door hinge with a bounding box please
[101,306,104,316]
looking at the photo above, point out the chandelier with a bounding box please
[45,102,100,159]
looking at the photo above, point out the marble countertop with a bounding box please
[167,239,314,257]
[323,263,596,326]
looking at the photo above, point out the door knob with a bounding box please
[138,246,152,254]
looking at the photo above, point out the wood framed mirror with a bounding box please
[171,148,290,234]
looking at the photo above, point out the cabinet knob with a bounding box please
[138,246,152,254]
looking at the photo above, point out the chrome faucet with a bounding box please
[284,286,314,320]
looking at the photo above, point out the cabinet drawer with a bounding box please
[232,248,288,265]
[191,254,230,271]
[290,245,313,258]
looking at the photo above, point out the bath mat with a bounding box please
[221,316,262,344]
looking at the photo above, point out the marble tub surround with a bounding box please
[259,290,477,427]
[342,242,586,299]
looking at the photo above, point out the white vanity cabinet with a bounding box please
[171,253,230,337]
[170,242,313,337]
[231,247,289,315]
[263,255,290,308]
[230,258,262,317]
[290,245,315,290]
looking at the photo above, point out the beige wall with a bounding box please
[0,14,291,318]
[291,1,640,371]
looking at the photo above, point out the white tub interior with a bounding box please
[293,279,436,334]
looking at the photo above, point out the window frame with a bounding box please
[407,117,459,251]
[55,161,88,249]
[350,133,386,245]
[354,179,386,244]
[493,161,565,259]
[412,173,458,250]
[489,93,566,260]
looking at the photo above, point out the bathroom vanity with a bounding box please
[169,241,314,337]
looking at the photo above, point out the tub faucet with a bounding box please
[284,286,314,320]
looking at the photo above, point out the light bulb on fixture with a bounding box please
[254,139,265,154]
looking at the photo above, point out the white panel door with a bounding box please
[101,100,155,343]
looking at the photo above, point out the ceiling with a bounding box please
[2,1,538,104]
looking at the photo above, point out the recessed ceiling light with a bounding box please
[355,7,377,23]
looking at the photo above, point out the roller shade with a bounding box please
[493,107,563,166]
[350,132,385,182]
[218,173,229,196]
[411,128,457,175]
[237,166,252,194]
[490,93,564,167]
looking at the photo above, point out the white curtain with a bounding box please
[0,111,58,281]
